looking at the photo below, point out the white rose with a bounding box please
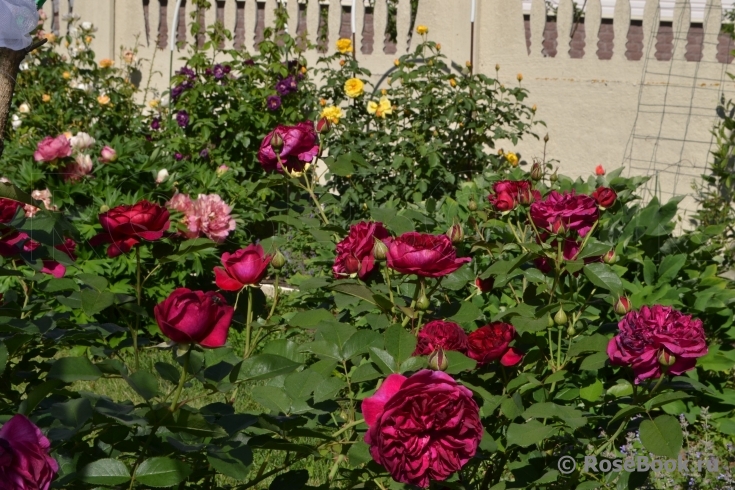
[76,153,94,173]
[19,103,31,114]
[70,132,96,151]
[160,95,170,108]
[11,115,21,129]
[155,169,169,184]
[81,21,92,30]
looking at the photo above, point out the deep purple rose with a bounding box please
[0,414,58,490]
[266,95,282,111]
[89,200,170,258]
[257,121,319,173]
[176,110,189,128]
[467,323,524,367]
[386,232,471,278]
[151,118,160,130]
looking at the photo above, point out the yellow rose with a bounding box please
[344,78,364,98]
[320,105,344,124]
[43,32,56,43]
[416,25,429,35]
[97,94,110,105]
[300,66,307,74]
[42,94,51,102]
[85,35,92,44]
[449,78,457,88]
[381,89,387,96]
[336,38,353,54]
[393,59,400,67]
[62,71,71,80]
[319,98,327,107]
[506,152,519,167]
[149,99,160,108]
[367,96,392,118]
[99,58,114,68]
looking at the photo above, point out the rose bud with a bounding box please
[334,222,391,279]
[155,168,169,184]
[446,223,464,244]
[615,296,632,315]
[518,187,534,206]
[373,237,389,260]
[154,288,234,347]
[214,244,273,290]
[270,131,284,152]
[603,249,617,264]
[468,199,478,211]
[100,145,118,163]
[271,249,287,269]
[344,255,360,275]
[547,314,555,328]
[549,169,557,182]
[0,414,58,490]
[475,277,494,292]
[493,192,516,212]
[658,350,676,367]
[428,347,449,371]
[530,162,543,181]
[316,117,331,134]
[544,134,550,143]
[567,325,577,336]
[592,187,617,209]
[416,292,430,311]
[554,308,568,325]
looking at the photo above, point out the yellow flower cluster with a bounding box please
[344,78,364,98]
[336,38,353,54]
[320,105,345,124]
[367,97,393,118]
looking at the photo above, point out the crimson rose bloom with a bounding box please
[33,135,72,163]
[90,200,170,257]
[0,233,76,278]
[0,414,58,490]
[362,370,483,488]
[413,320,469,356]
[0,198,22,223]
[333,221,390,279]
[387,232,471,277]
[607,305,707,384]
[530,190,599,237]
[214,244,272,290]
[467,322,524,366]
[487,180,540,211]
[591,187,617,209]
[154,288,234,347]
[257,121,319,173]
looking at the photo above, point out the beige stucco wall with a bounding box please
[40,0,735,224]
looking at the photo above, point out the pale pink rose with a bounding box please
[70,132,95,151]
[100,145,117,163]
[34,135,72,163]
[185,194,236,243]
[24,189,57,217]
[62,154,93,182]
[166,193,193,214]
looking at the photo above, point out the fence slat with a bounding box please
[702,0,722,61]
[673,0,692,60]
[613,0,631,60]
[373,0,388,53]
[328,0,342,51]
[530,0,546,58]
[557,0,575,58]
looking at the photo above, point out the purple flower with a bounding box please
[175,152,184,161]
[213,64,225,79]
[178,66,196,79]
[151,118,161,130]
[275,78,291,96]
[205,68,213,76]
[177,110,189,128]
[266,95,282,111]
[244,59,255,66]
[171,84,184,100]
[224,65,232,74]
[199,148,209,159]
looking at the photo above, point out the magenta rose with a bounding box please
[33,135,72,163]
[530,190,599,236]
[0,198,22,223]
[89,200,170,258]
[214,244,272,290]
[387,232,471,278]
[487,180,540,211]
[413,320,469,356]
[467,322,524,366]
[0,233,76,278]
[607,305,708,384]
[362,370,483,488]
[257,121,319,173]
[154,288,234,347]
[333,221,391,280]
[0,414,58,490]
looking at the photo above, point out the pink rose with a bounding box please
[33,135,72,163]
[530,190,599,237]
[184,194,236,243]
[413,320,469,356]
[487,180,540,211]
[387,232,471,278]
[362,370,483,488]
[99,145,118,163]
[607,305,708,384]
[0,414,58,490]
[214,244,272,290]
[166,193,193,214]
[62,154,93,182]
[333,221,391,280]
[467,322,524,366]
[257,121,319,173]
[154,288,234,347]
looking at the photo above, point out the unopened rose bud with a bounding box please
[155,169,169,184]
[100,205,110,213]
[270,132,284,152]
[615,296,632,315]
[468,199,478,211]
[216,165,229,176]
[362,203,368,211]
[373,238,388,261]
[466,61,472,68]
[428,347,448,371]
[100,145,117,163]
[447,223,464,244]
[316,117,331,134]
[567,325,576,336]
[549,169,558,182]
[518,188,533,206]
[517,73,523,82]
[530,162,543,181]
[544,134,550,143]
[416,293,430,311]
[436,43,441,51]
[495,64,500,71]
[603,250,617,265]
[551,219,565,235]
[271,249,287,269]
[394,59,400,67]
[547,314,555,328]
[345,255,360,274]
[658,350,676,367]
[554,308,568,326]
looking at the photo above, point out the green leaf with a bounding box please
[347,441,372,467]
[134,457,192,487]
[643,258,656,285]
[0,342,7,375]
[283,370,324,401]
[50,398,93,428]
[234,354,301,381]
[447,302,482,323]
[125,370,160,401]
[0,182,36,206]
[507,420,555,447]
[76,273,108,292]
[80,290,115,316]
[288,309,334,327]
[657,254,686,285]
[639,415,683,459]
[154,362,181,385]
[351,362,382,382]
[342,330,383,359]
[329,283,377,306]
[445,351,477,374]
[644,391,691,410]
[167,411,227,438]
[48,357,101,383]
[313,377,345,403]
[442,265,474,291]
[384,324,417,365]
[79,459,131,486]
[252,386,292,414]
[568,334,609,358]
[511,315,548,333]
[369,347,398,374]
[583,263,624,295]
[206,447,252,480]
[501,394,524,420]
[579,379,604,401]
[579,352,609,371]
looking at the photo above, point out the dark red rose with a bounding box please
[0,233,76,278]
[490,192,516,211]
[214,244,272,290]
[387,232,471,278]
[530,190,599,237]
[333,221,391,280]
[487,180,540,211]
[89,200,170,258]
[413,320,469,356]
[257,121,319,173]
[475,277,494,292]
[607,305,707,384]
[591,187,617,209]
[154,288,234,347]
[0,414,58,490]
[467,322,523,366]
[362,371,483,488]
[0,198,22,223]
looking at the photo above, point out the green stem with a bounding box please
[648,372,667,397]
[267,272,280,320]
[331,418,366,439]
[556,326,562,369]
[244,287,254,358]
[133,246,142,370]
[169,347,190,412]
[401,278,422,327]
[571,221,599,261]
[384,262,395,314]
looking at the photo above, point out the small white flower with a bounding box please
[70,132,95,151]
[11,115,21,129]
[19,62,29,71]
[68,26,78,36]
[18,103,31,114]
[155,169,169,184]
[160,95,170,108]
[74,82,86,91]
[81,21,92,30]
